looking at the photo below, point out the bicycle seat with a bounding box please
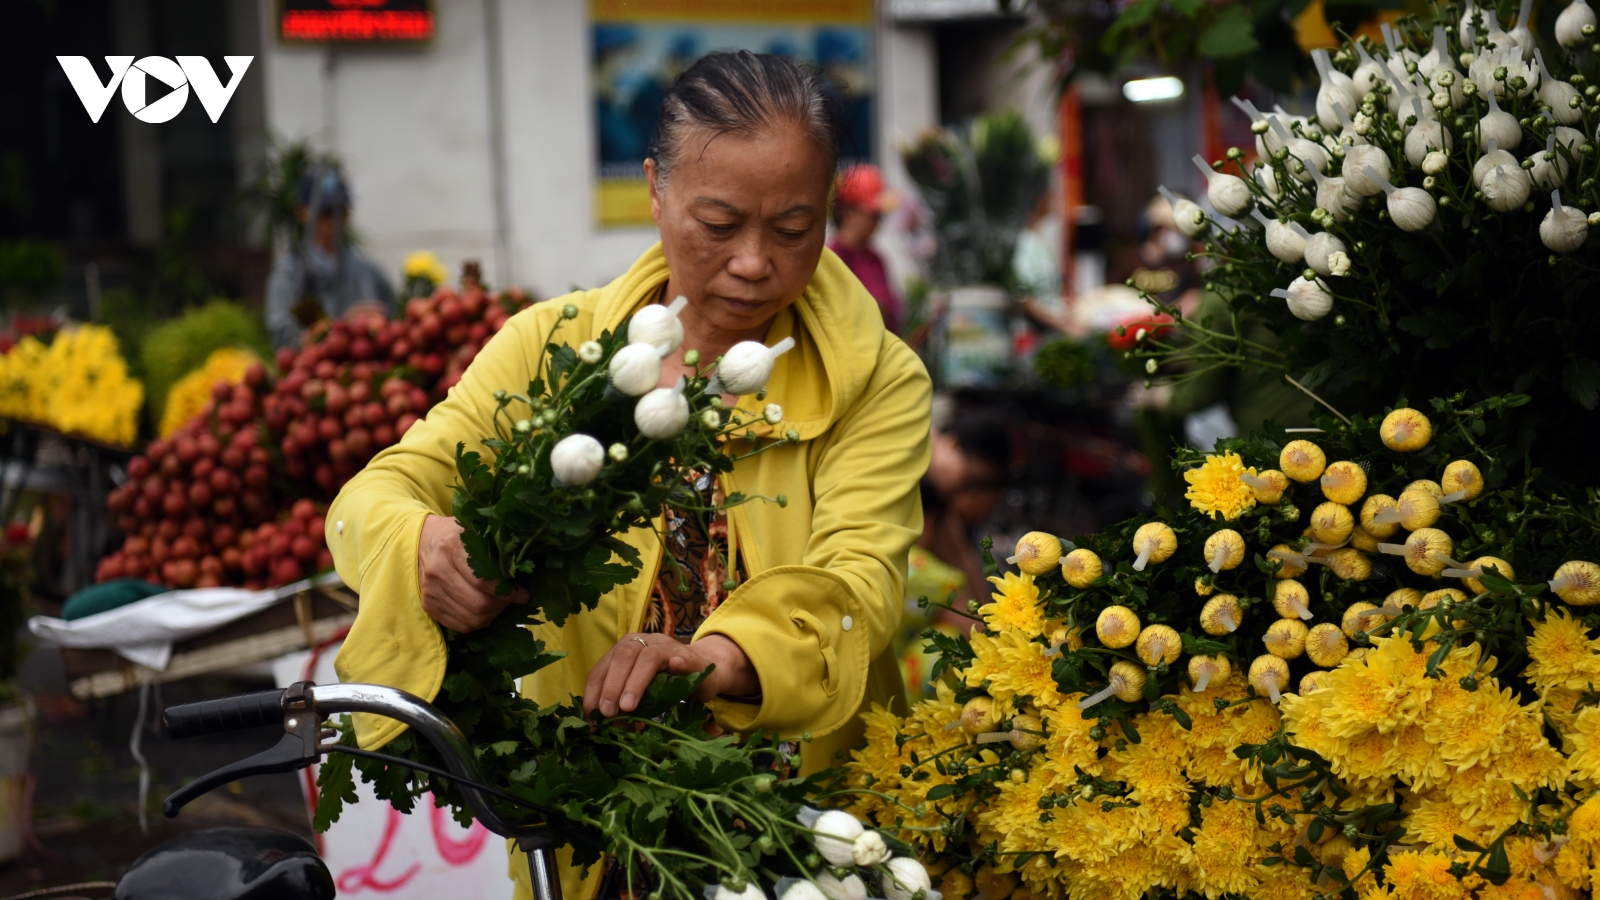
[113,827,334,900]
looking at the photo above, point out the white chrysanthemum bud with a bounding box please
[1272,276,1334,321]
[1387,186,1437,232]
[550,433,605,486]
[607,442,628,462]
[1314,174,1360,222]
[627,295,688,352]
[1352,46,1384,96]
[882,858,932,900]
[1254,165,1281,202]
[1417,25,1451,79]
[1286,138,1330,183]
[1405,121,1453,166]
[1193,155,1252,217]
[578,341,603,365]
[1538,71,1583,126]
[714,337,796,396]
[1252,210,1305,264]
[852,831,891,867]
[782,882,829,900]
[1422,150,1449,175]
[1542,191,1589,252]
[1327,251,1352,276]
[1482,164,1532,212]
[609,342,664,396]
[1161,185,1209,238]
[1341,144,1391,196]
[1303,231,1348,276]
[810,810,864,867]
[634,377,690,439]
[701,409,722,429]
[763,403,783,425]
[715,885,764,900]
[1532,145,1572,191]
[1473,145,1518,188]
[816,873,868,900]
[1557,0,1597,47]
[1312,49,1362,131]
[1476,106,1523,151]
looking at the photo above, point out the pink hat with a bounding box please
[835,164,899,212]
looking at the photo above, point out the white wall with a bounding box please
[255,0,656,297]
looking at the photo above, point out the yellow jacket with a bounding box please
[327,244,930,896]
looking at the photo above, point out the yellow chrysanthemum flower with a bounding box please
[1566,707,1600,782]
[979,571,1046,638]
[972,629,1061,708]
[159,346,256,437]
[1184,451,1259,521]
[1524,608,1600,690]
[403,249,449,286]
[1187,800,1262,897]
[0,325,144,446]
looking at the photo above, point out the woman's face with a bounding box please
[647,121,832,334]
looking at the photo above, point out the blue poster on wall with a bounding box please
[590,0,876,227]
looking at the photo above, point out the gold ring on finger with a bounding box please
[633,636,648,648]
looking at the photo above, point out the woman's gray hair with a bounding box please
[646,50,848,189]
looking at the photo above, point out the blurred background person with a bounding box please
[830,163,903,334]
[264,165,394,349]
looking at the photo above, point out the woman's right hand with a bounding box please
[417,515,523,632]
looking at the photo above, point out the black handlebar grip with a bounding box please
[164,688,288,739]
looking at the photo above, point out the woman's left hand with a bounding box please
[582,632,760,718]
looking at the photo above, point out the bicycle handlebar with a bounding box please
[162,681,549,842]
[164,688,288,738]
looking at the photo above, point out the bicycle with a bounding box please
[2,681,572,900]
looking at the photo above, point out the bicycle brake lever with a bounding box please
[162,681,322,818]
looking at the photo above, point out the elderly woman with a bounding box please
[327,51,931,898]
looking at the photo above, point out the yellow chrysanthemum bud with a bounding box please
[1383,587,1424,613]
[1344,647,1369,663]
[1079,660,1148,710]
[1341,601,1386,637]
[1395,488,1441,531]
[1048,623,1083,652]
[1459,556,1514,595]
[1326,547,1372,582]
[1359,494,1400,539]
[1310,502,1355,546]
[1349,524,1381,553]
[1299,670,1332,694]
[1391,527,1454,576]
[1242,468,1290,505]
[1096,605,1141,648]
[1200,594,1243,635]
[1131,522,1178,571]
[1060,548,1104,588]
[1280,440,1327,482]
[1320,460,1367,505]
[1551,560,1600,605]
[1273,579,1314,620]
[1008,713,1044,751]
[1305,622,1349,667]
[1008,532,1063,576]
[1268,543,1308,579]
[1188,654,1232,692]
[1264,618,1309,659]
[1441,460,1483,501]
[1420,588,1468,628]
[1204,529,1246,572]
[959,696,998,734]
[1108,661,1146,701]
[1406,479,1444,498]
[975,868,1019,900]
[1136,624,1182,666]
[1249,654,1292,703]
[1380,408,1433,452]
[1195,576,1216,597]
